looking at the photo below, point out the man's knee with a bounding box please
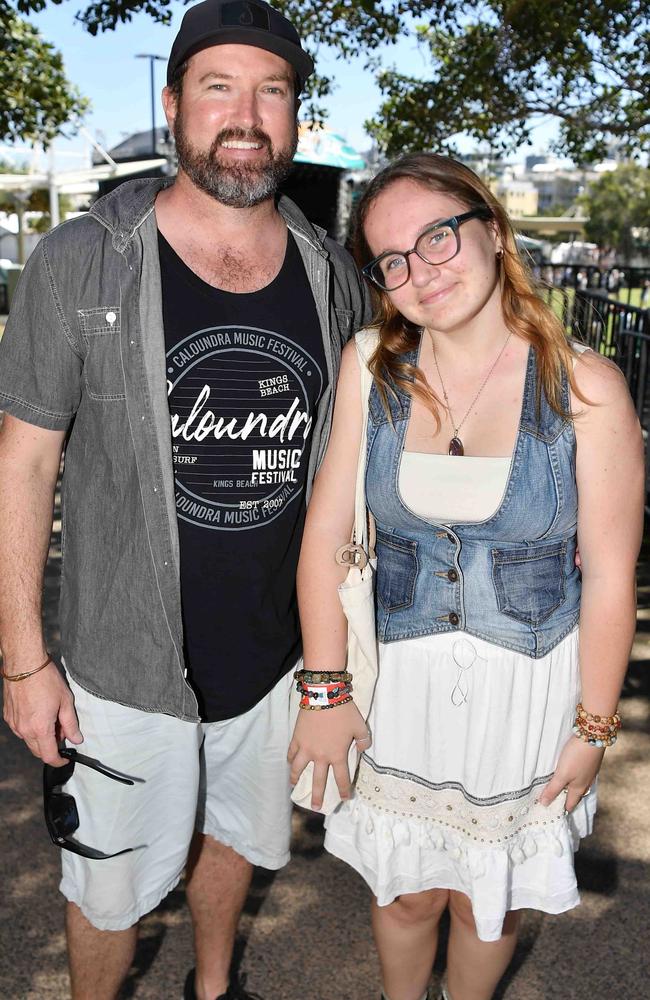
[187,831,253,878]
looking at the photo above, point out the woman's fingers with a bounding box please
[537,772,567,807]
[311,760,330,810]
[539,774,589,812]
[354,726,372,750]
[288,749,309,786]
[331,757,352,800]
[564,783,590,812]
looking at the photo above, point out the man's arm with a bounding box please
[0,414,82,764]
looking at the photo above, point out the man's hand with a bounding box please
[3,660,83,765]
[287,699,370,810]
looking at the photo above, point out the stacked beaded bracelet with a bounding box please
[294,668,353,711]
[294,669,352,685]
[572,702,622,748]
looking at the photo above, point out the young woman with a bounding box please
[288,154,644,1000]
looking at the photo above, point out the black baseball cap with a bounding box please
[167,0,314,91]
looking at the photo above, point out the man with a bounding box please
[0,2,368,998]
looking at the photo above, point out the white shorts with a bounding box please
[59,668,296,931]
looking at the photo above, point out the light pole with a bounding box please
[135,53,166,155]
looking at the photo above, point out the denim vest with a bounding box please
[365,341,581,657]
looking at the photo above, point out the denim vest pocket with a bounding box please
[376,528,418,611]
[491,541,567,626]
[78,306,125,401]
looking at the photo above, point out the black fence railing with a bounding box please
[541,287,650,510]
[569,292,650,426]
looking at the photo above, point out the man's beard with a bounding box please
[173,113,298,208]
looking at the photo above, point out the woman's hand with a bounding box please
[538,735,605,812]
[287,700,371,810]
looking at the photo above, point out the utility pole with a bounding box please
[47,144,60,230]
[135,54,166,155]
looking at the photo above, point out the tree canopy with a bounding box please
[2,0,648,161]
[363,0,649,163]
[1,6,89,144]
[579,164,650,263]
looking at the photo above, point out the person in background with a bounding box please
[289,152,643,1000]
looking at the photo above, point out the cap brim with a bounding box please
[168,29,314,89]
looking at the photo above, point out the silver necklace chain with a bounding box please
[428,328,512,439]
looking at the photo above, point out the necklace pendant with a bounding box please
[449,436,464,457]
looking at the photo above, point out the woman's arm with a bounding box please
[288,339,371,809]
[540,351,644,810]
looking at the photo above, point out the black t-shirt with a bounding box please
[159,231,325,721]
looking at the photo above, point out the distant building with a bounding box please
[527,164,585,214]
[92,127,171,165]
[524,154,547,172]
[493,178,539,217]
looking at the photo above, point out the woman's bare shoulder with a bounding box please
[571,344,630,409]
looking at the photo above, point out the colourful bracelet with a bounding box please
[299,695,354,712]
[572,702,621,748]
[297,680,353,709]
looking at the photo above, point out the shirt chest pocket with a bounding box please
[78,306,126,401]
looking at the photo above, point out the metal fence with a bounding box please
[570,292,650,425]
[539,286,650,423]
[543,287,650,510]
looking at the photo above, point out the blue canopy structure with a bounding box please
[295,124,366,170]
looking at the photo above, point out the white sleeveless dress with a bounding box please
[324,446,596,942]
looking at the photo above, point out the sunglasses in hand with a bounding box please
[43,747,139,860]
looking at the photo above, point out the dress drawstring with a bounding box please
[450,637,484,706]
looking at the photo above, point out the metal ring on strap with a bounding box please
[335,542,369,569]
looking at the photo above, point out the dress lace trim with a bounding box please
[356,756,566,854]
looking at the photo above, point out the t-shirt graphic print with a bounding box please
[159,230,326,721]
[168,325,322,531]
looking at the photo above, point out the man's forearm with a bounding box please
[0,420,62,669]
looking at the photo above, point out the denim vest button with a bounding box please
[447,568,459,582]
[449,612,460,626]
[447,532,455,543]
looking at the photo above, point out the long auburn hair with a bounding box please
[353,153,581,424]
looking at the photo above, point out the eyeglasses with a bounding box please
[43,747,136,860]
[362,207,493,291]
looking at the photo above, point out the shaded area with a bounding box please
[0,490,648,998]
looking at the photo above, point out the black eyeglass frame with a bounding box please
[43,746,136,860]
[362,206,494,291]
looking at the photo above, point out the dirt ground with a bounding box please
[1,511,649,1000]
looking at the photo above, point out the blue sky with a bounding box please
[5,2,557,169]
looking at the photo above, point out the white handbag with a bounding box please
[291,329,379,815]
